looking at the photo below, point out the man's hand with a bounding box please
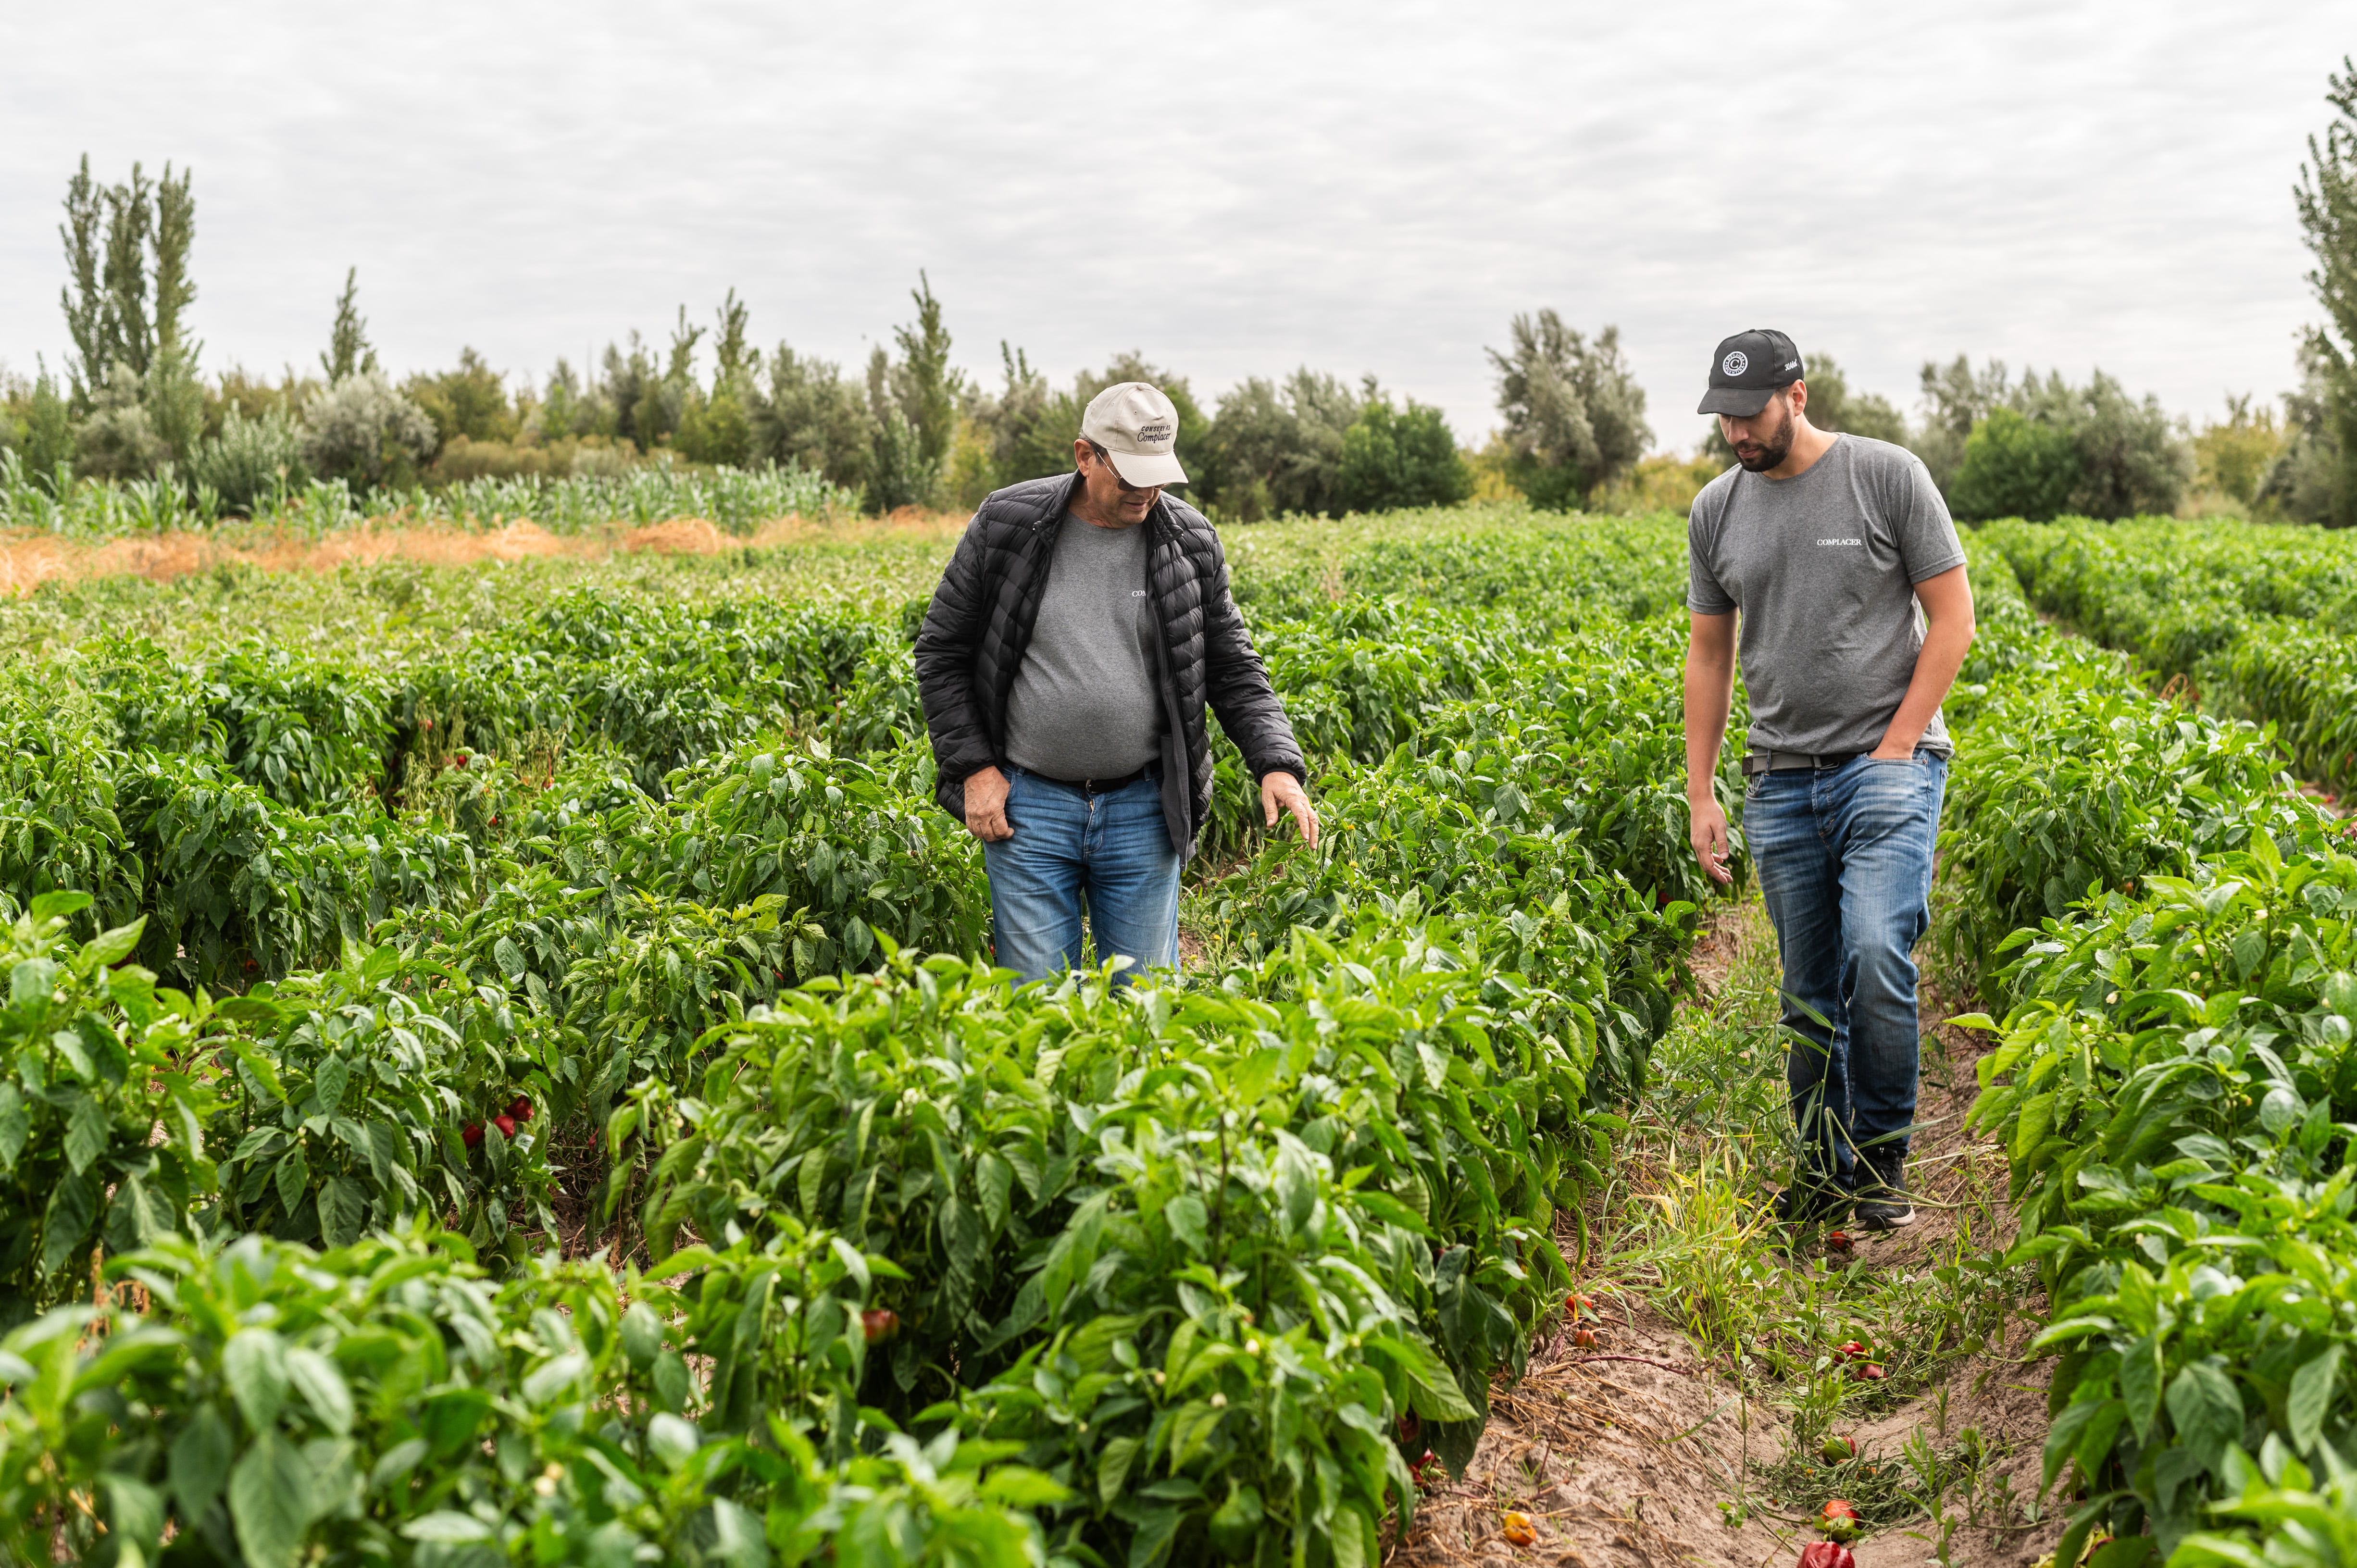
[1689,793,1733,885]
[964,766,1014,842]
[1684,610,1737,888]
[1869,741,1920,760]
[1262,772,1320,848]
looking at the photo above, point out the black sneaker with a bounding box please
[1853,1151,1915,1231]
[1773,1181,1850,1227]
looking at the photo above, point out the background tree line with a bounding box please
[1731,56,2357,527]
[7,56,2357,527]
[0,157,1648,521]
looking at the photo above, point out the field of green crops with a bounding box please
[0,502,2354,1568]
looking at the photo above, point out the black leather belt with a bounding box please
[1023,762,1157,796]
[1742,751,1861,776]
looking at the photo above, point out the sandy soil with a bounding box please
[1387,912,2065,1568]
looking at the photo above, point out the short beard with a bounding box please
[1735,407,1793,473]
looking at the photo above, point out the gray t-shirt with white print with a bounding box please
[1686,434,1967,759]
[1004,512,1165,780]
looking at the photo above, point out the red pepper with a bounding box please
[860,1308,899,1343]
[1798,1543,1856,1568]
[462,1122,483,1148]
[1397,1412,1421,1445]
[510,1095,534,1122]
[494,1114,516,1139]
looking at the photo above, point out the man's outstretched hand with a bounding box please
[1262,772,1320,848]
[965,766,1014,841]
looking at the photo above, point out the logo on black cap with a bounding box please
[1698,329,1804,418]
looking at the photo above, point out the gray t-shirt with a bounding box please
[1004,513,1164,779]
[1687,434,1967,758]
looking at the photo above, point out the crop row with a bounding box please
[1984,516,2357,800]
[1944,547,2357,1563]
[0,516,1729,1565]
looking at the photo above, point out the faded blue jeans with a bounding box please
[1745,748,1947,1189]
[981,766,1181,986]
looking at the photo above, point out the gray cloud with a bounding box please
[1,1,2340,449]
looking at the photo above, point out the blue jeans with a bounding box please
[1745,748,1947,1188]
[981,767,1181,986]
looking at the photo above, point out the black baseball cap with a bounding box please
[1697,329,1805,417]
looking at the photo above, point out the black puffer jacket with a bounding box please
[913,473,1305,859]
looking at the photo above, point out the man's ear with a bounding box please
[1787,380,1809,417]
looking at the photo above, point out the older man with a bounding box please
[914,381,1318,984]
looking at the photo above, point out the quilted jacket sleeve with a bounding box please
[913,515,998,813]
[1198,530,1307,785]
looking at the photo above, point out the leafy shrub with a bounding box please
[1485,311,1649,509]
[302,373,436,489]
[0,681,143,939]
[208,943,560,1258]
[614,921,1604,1564]
[0,893,216,1323]
[1334,394,1470,512]
[1964,836,2357,1561]
[191,406,309,513]
[1951,407,2081,522]
[0,1226,1060,1568]
[1949,541,2357,1562]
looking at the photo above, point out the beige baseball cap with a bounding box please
[1080,382,1187,488]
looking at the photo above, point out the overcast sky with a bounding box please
[1,2,2344,451]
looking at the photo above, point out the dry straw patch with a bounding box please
[0,507,973,597]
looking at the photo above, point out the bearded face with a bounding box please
[1724,390,1797,473]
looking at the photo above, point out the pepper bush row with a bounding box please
[0,513,1721,1566]
[1947,543,2357,1565]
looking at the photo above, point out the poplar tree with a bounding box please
[2293,55,2357,525]
[58,156,196,401]
[57,154,202,467]
[322,268,380,382]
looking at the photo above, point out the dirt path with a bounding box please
[1387,904,2066,1568]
